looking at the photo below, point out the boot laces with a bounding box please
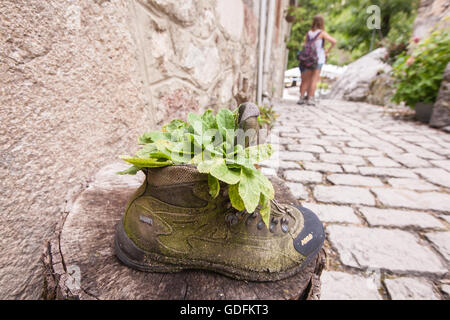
[224,199,290,233]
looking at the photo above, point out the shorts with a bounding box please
[299,63,323,73]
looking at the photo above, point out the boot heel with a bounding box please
[114,220,183,273]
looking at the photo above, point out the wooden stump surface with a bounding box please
[42,163,325,300]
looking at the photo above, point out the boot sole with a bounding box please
[114,208,324,282]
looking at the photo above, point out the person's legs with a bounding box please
[307,67,322,99]
[300,69,313,99]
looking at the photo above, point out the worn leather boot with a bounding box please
[115,102,324,281]
[115,164,324,281]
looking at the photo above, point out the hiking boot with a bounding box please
[114,165,325,281]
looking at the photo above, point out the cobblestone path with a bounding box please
[263,98,450,300]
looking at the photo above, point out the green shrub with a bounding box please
[391,29,450,108]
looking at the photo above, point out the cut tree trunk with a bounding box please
[42,163,325,300]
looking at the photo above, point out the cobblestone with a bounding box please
[371,188,450,211]
[320,153,365,165]
[287,144,325,153]
[285,182,308,200]
[327,174,383,187]
[274,97,450,299]
[321,271,382,300]
[279,151,315,161]
[387,178,439,191]
[327,225,447,274]
[314,185,375,205]
[301,203,360,223]
[431,160,450,171]
[367,157,401,167]
[384,277,440,300]
[359,167,418,178]
[284,170,322,183]
[388,153,431,168]
[358,207,444,229]
[425,231,450,261]
[414,168,450,188]
[301,161,343,173]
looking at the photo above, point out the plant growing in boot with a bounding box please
[114,103,325,282]
[118,106,275,227]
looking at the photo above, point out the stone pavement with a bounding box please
[261,97,450,300]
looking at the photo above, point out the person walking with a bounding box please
[297,15,336,106]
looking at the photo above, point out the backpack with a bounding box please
[298,31,321,68]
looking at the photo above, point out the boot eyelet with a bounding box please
[257,221,264,230]
[269,223,276,233]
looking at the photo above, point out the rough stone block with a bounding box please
[414,168,450,188]
[387,178,439,191]
[358,207,444,229]
[301,203,360,223]
[320,153,365,165]
[367,157,401,167]
[327,174,383,187]
[371,188,450,212]
[425,231,450,261]
[321,271,381,300]
[284,170,322,183]
[359,167,418,178]
[280,151,315,161]
[302,162,343,173]
[314,186,375,205]
[285,182,308,200]
[384,277,440,300]
[327,225,447,274]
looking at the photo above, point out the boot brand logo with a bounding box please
[301,233,313,246]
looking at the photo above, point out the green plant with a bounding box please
[391,29,450,107]
[257,105,279,129]
[118,108,275,227]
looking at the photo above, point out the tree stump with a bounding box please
[42,163,325,300]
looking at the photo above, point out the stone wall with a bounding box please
[0,0,290,299]
[413,0,450,39]
[430,63,450,130]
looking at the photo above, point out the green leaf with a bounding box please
[216,109,236,139]
[116,165,142,175]
[238,168,261,213]
[208,174,220,199]
[149,151,172,160]
[138,131,171,145]
[210,162,241,185]
[245,144,273,163]
[259,193,271,228]
[196,158,223,173]
[229,183,245,211]
[119,156,172,167]
[254,169,275,199]
[163,119,187,133]
[201,109,217,130]
[188,113,203,134]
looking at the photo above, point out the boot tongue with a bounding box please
[146,165,206,187]
[237,102,260,148]
[238,102,260,124]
